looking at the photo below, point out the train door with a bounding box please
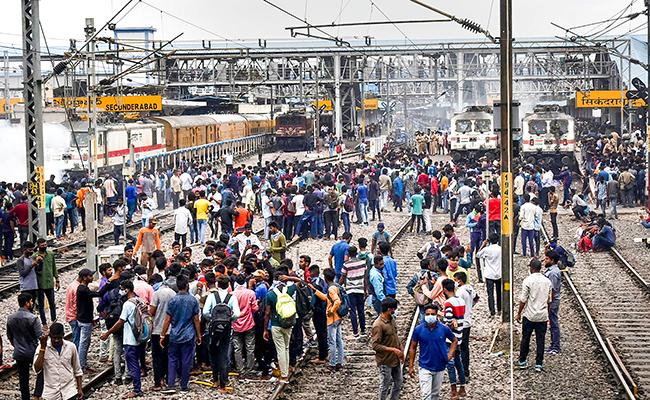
[98,129,108,168]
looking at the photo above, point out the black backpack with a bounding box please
[208,292,233,337]
[295,285,314,318]
[425,242,442,261]
[104,288,125,330]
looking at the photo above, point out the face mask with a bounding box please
[39,247,46,253]
[118,289,126,297]
[424,315,437,324]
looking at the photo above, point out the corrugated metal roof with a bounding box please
[151,115,218,128]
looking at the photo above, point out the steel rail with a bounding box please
[540,223,637,399]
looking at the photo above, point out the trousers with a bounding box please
[151,334,168,386]
[271,325,292,378]
[548,302,561,352]
[210,330,232,388]
[78,321,93,369]
[485,278,502,316]
[378,364,403,400]
[348,293,366,335]
[37,288,57,325]
[418,368,445,400]
[124,344,143,394]
[326,319,345,366]
[168,340,195,390]
[519,317,547,366]
[232,329,256,371]
[521,229,536,257]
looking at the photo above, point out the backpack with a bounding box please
[274,286,297,328]
[327,283,350,318]
[101,287,125,329]
[129,297,152,344]
[425,242,442,261]
[208,292,234,337]
[286,196,296,213]
[413,271,434,306]
[577,236,592,252]
[295,285,314,318]
[343,195,355,213]
[375,231,390,245]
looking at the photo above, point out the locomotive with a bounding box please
[58,114,274,172]
[449,106,497,161]
[521,105,576,169]
[275,112,314,151]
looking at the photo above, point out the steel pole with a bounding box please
[499,0,513,325]
[334,54,343,140]
[646,0,650,211]
[22,0,47,241]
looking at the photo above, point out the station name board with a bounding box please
[314,98,379,111]
[53,95,163,112]
[575,90,646,108]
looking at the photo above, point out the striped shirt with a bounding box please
[341,257,368,294]
[443,296,466,344]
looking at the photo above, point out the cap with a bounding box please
[377,222,385,230]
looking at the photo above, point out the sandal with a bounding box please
[125,392,142,398]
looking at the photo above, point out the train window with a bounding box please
[152,128,157,145]
[455,120,472,133]
[549,119,569,134]
[528,120,547,135]
[98,132,103,146]
[475,119,491,133]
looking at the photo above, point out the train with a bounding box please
[275,112,314,151]
[521,105,576,168]
[449,106,497,161]
[448,104,576,169]
[58,114,274,172]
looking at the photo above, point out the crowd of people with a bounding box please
[2,118,642,399]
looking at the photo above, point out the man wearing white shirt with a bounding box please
[540,169,554,211]
[518,194,538,257]
[261,189,274,239]
[180,171,193,200]
[234,226,263,256]
[515,258,552,372]
[169,170,182,209]
[476,233,502,317]
[173,199,193,248]
[514,171,525,205]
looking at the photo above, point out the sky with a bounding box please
[0,0,645,51]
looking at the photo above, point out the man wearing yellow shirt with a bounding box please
[193,191,212,245]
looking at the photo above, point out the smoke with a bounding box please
[0,120,71,183]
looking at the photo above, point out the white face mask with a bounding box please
[424,315,437,324]
[118,289,126,297]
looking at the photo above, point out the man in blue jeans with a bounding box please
[161,275,201,394]
[519,195,537,257]
[101,280,146,398]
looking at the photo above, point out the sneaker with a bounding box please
[353,333,360,339]
[515,360,528,369]
[161,388,177,395]
[534,364,543,372]
[545,349,559,355]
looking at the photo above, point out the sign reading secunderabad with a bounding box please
[53,95,163,112]
[575,90,646,108]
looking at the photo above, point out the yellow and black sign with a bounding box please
[315,98,379,112]
[0,98,23,113]
[576,90,646,108]
[53,95,163,113]
[30,166,46,209]
[501,172,513,235]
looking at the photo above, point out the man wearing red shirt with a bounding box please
[486,189,501,237]
[417,170,430,190]
[10,199,29,246]
[430,176,439,213]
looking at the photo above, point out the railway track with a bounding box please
[0,210,176,297]
[541,220,641,399]
[269,217,422,400]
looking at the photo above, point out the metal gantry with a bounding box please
[21,0,46,240]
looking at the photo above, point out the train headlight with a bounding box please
[529,139,534,146]
[562,139,568,146]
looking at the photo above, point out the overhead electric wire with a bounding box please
[138,0,250,49]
